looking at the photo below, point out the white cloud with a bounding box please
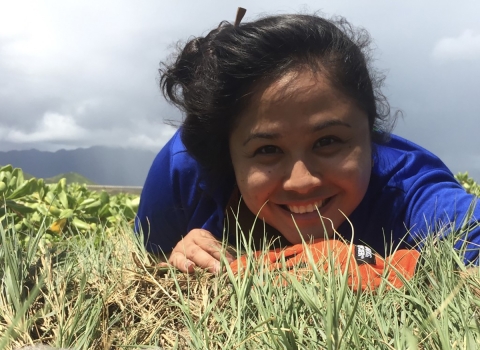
[432,30,480,62]
[0,111,177,152]
[4,112,88,143]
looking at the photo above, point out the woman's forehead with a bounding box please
[260,71,320,102]
[244,70,354,116]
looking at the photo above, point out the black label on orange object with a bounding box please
[355,245,376,265]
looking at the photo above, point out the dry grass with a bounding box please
[1,223,234,349]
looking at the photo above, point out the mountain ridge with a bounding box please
[0,146,157,186]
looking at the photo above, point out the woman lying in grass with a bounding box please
[135,12,480,279]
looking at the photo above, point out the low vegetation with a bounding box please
[0,165,138,249]
[43,172,97,186]
[456,171,480,197]
[21,171,96,186]
[1,165,480,349]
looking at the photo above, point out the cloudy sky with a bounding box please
[1,0,479,180]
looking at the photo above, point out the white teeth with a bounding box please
[287,200,325,214]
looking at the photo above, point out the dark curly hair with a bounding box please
[160,13,392,177]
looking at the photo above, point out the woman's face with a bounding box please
[229,70,373,243]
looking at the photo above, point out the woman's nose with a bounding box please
[283,160,321,194]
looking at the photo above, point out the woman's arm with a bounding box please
[135,131,190,253]
[136,129,235,270]
[404,169,480,265]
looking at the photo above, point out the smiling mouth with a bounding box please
[280,198,332,214]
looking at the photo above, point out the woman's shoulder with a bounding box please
[148,128,234,195]
[372,134,455,191]
[157,128,189,160]
[375,134,445,166]
[149,128,200,175]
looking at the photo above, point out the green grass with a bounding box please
[1,213,480,349]
[0,167,478,349]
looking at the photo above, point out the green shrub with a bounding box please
[455,172,480,197]
[0,164,139,249]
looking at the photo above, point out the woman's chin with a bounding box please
[278,226,333,244]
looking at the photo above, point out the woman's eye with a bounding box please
[315,137,339,148]
[254,145,281,155]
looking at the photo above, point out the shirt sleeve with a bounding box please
[403,166,480,265]
[135,130,229,254]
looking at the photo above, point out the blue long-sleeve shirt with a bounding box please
[136,129,480,263]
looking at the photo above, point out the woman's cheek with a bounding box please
[246,169,272,192]
[238,169,274,203]
[342,150,372,198]
[338,146,371,177]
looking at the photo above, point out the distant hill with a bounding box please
[0,146,157,186]
[21,171,35,180]
[22,170,96,184]
[44,172,97,185]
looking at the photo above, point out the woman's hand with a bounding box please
[166,229,234,273]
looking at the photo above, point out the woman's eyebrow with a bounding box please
[313,119,352,131]
[243,119,351,146]
[243,132,280,146]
